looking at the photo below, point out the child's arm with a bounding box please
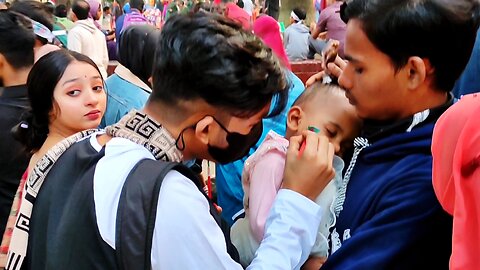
[248,149,286,243]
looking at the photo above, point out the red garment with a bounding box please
[322,0,327,10]
[432,93,480,270]
[253,15,291,70]
[225,3,251,30]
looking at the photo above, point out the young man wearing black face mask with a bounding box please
[9,12,336,270]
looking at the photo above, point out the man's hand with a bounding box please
[282,130,335,201]
[305,55,347,88]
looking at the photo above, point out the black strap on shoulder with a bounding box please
[115,159,185,270]
[115,158,238,270]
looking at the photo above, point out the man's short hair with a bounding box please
[292,7,306,21]
[129,0,144,11]
[55,4,68,18]
[72,0,90,20]
[103,6,110,12]
[43,2,55,15]
[0,10,35,69]
[341,0,480,92]
[150,12,289,119]
[10,0,53,31]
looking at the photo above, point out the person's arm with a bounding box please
[153,131,335,269]
[311,7,329,39]
[248,149,286,242]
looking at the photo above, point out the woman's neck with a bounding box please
[28,133,67,174]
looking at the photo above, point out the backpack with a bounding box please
[116,158,240,269]
[121,11,149,33]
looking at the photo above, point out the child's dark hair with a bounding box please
[293,81,345,108]
[12,49,102,153]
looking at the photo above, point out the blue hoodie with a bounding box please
[322,105,453,269]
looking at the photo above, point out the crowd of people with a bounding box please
[0,0,479,269]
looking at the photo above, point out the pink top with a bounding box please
[242,131,288,242]
[432,93,480,270]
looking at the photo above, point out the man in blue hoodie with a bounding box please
[314,0,480,269]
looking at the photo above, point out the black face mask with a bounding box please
[175,116,263,164]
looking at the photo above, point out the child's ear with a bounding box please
[286,106,303,133]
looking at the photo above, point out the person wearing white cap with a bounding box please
[283,7,310,61]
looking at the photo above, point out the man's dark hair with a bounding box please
[103,6,110,12]
[43,2,55,15]
[10,0,53,31]
[150,12,288,119]
[130,0,144,11]
[55,4,68,18]
[72,0,90,20]
[0,10,35,69]
[341,0,480,92]
[292,7,306,21]
[236,0,244,8]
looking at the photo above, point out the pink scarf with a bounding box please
[432,93,480,270]
[253,15,291,70]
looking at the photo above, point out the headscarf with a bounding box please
[432,93,480,270]
[87,0,102,30]
[253,15,291,70]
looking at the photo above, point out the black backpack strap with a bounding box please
[115,159,184,270]
[115,158,238,270]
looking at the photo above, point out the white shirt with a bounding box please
[91,134,322,269]
[67,19,109,79]
[243,0,254,16]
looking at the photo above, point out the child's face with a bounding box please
[50,61,107,135]
[287,91,361,157]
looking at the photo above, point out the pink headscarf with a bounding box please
[432,93,480,270]
[253,15,291,70]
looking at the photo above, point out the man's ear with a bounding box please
[406,56,433,90]
[286,106,303,133]
[193,116,215,145]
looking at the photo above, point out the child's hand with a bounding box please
[282,130,335,201]
[301,256,327,270]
